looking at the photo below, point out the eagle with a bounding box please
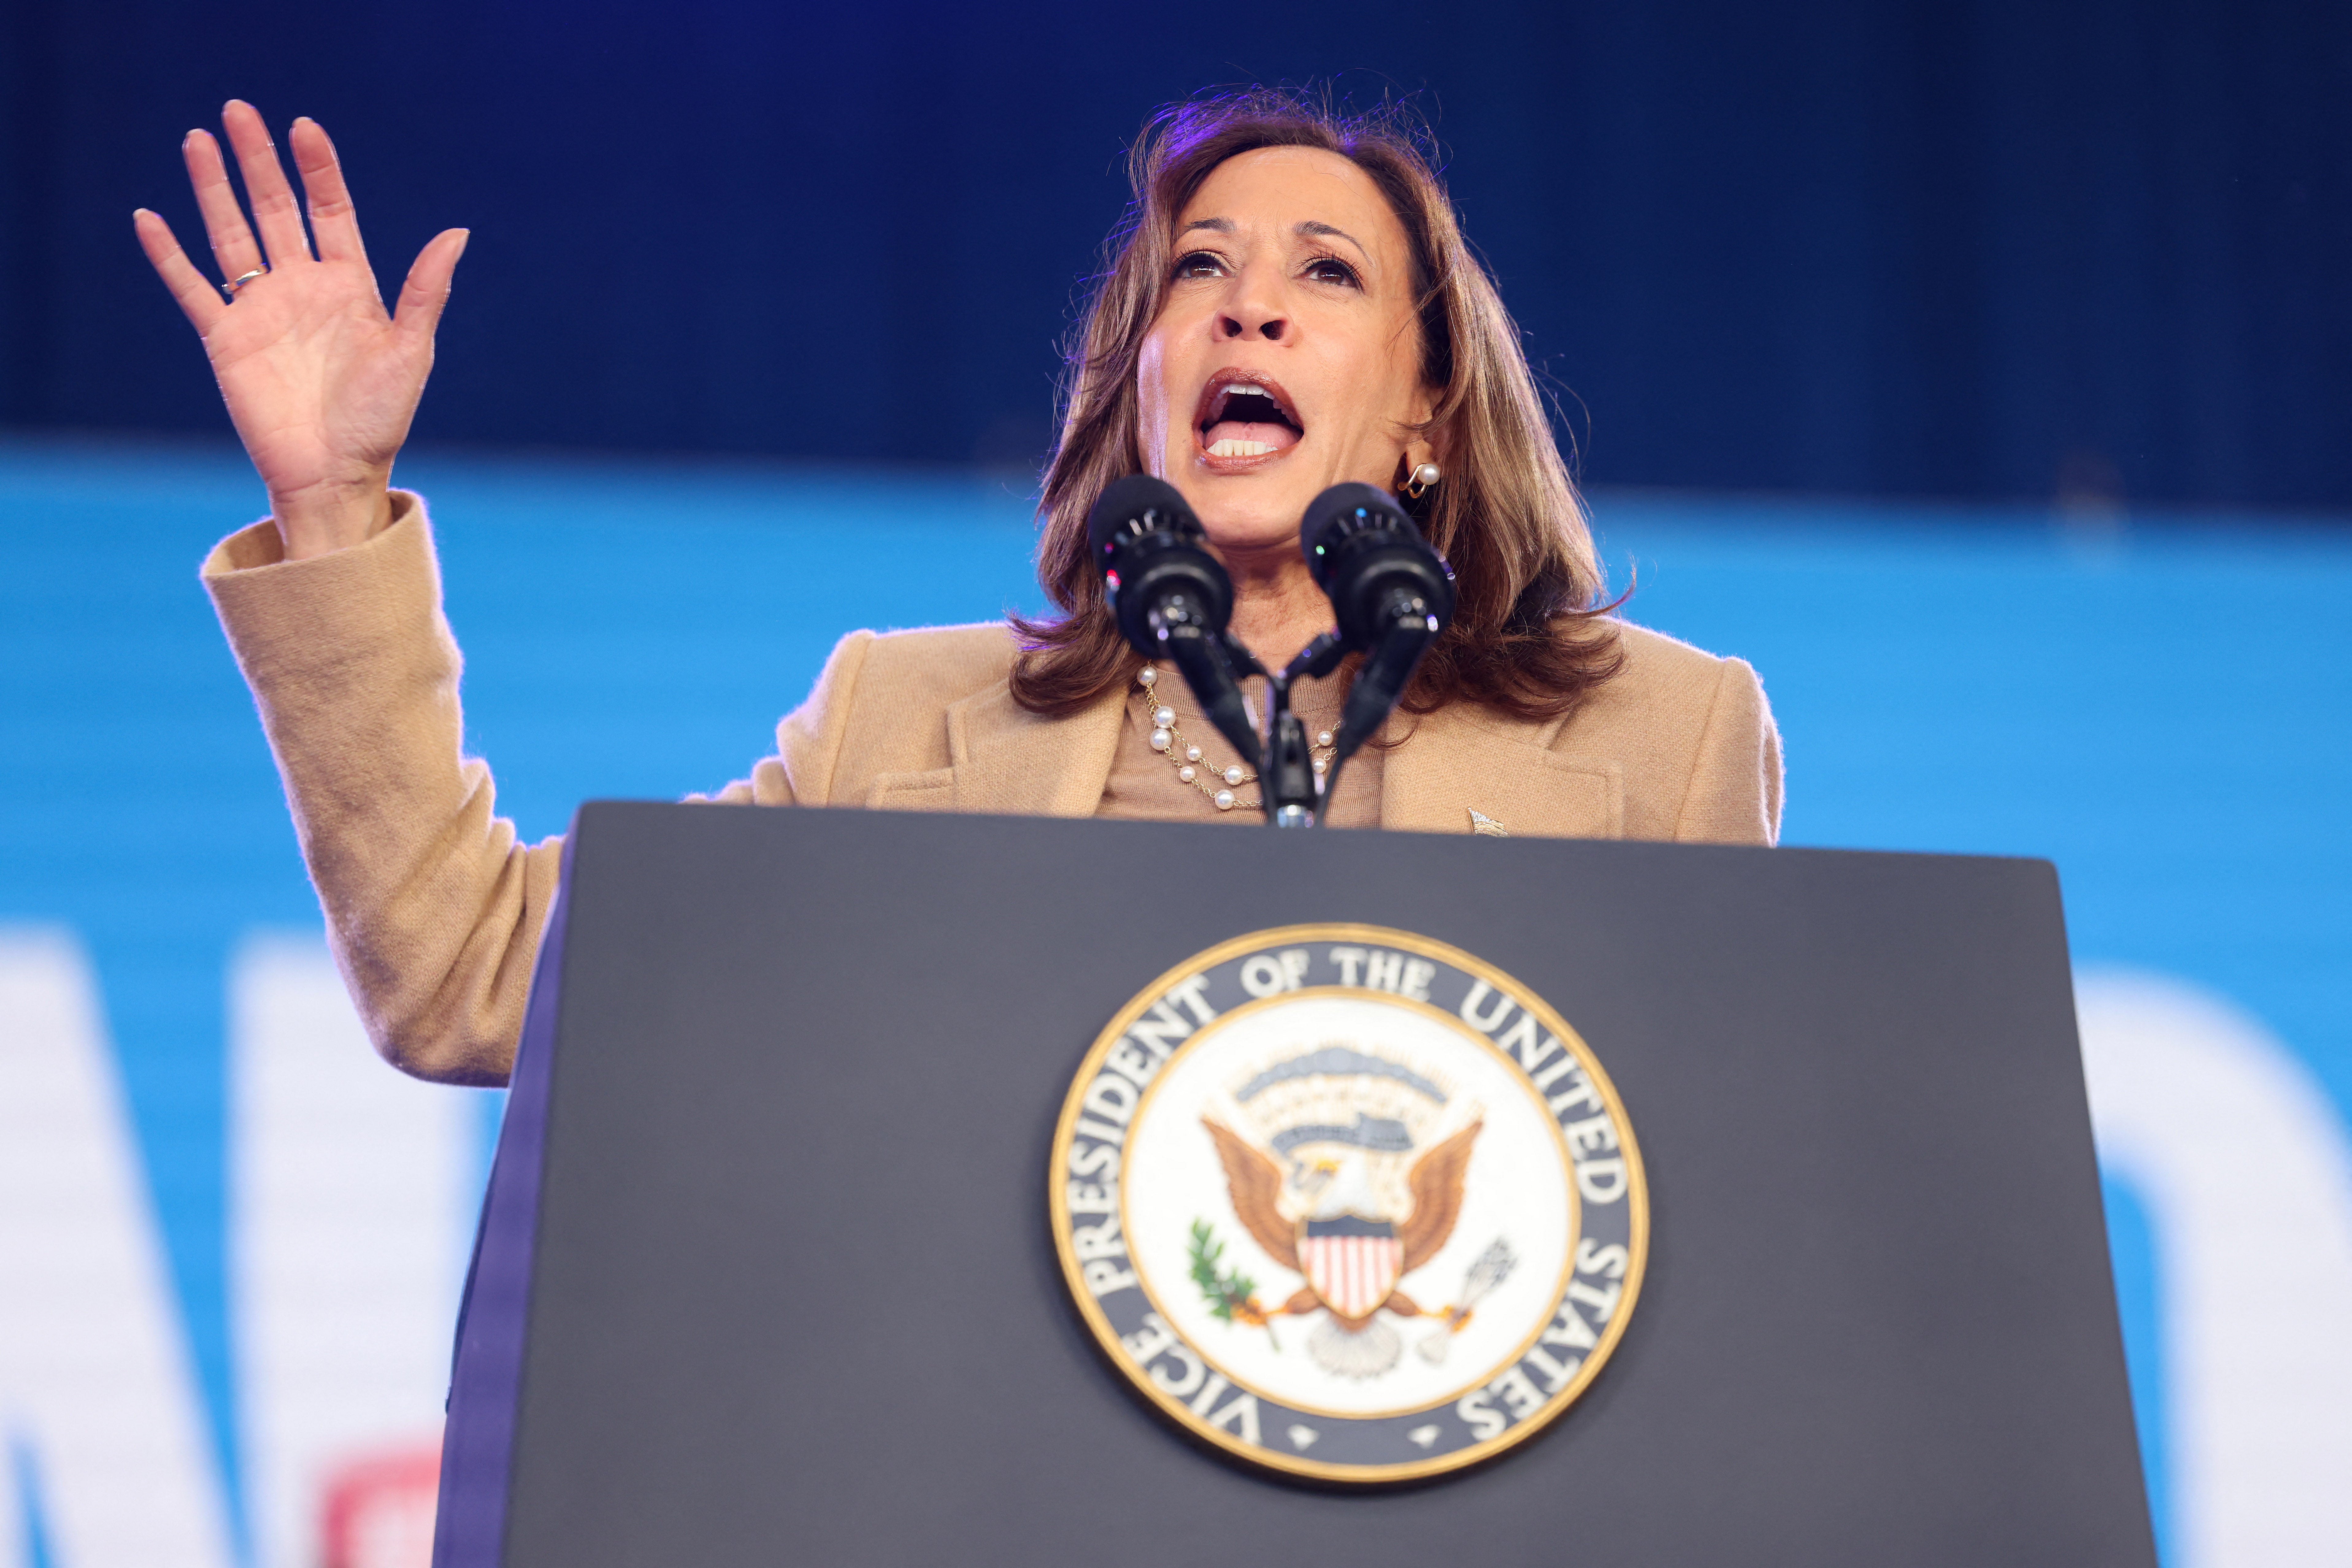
[1202,1116,1482,1378]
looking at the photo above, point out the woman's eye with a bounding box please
[1304,257,1362,288]
[1171,251,1226,280]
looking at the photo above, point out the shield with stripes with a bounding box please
[1299,1216,1404,1320]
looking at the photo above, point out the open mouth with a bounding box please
[1195,373,1304,459]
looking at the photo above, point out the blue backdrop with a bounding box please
[3,0,2348,508]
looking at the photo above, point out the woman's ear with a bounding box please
[1408,433,1441,473]
[1402,404,1446,476]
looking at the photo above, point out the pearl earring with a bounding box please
[1402,461,1441,500]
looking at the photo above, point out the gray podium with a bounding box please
[432,803,2156,1566]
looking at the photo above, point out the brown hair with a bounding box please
[1010,87,1622,719]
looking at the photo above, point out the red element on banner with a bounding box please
[321,1439,441,1568]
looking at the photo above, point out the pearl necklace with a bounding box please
[1133,666,1338,813]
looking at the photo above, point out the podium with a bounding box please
[432,803,2156,1566]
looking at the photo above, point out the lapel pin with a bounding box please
[1467,809,1509,838]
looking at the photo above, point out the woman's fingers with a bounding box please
[220,100,312,267]
[289,117,367,265]
[183,128,265,285]
[132,208,228,333]
[392,229,471,344]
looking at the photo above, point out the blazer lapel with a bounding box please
[944,679,1127,818]
[1380,705,1623,840]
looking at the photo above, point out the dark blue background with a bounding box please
[3,0,2347,508]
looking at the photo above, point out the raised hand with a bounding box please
[134,102,467,559]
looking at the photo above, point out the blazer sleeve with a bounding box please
[1672,656,1785,846]
[202,494,850,1086]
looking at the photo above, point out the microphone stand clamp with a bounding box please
[1260,631,1346,828]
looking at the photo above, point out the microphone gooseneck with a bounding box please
[1299,482,1457,807]
[1086,475,1263,774]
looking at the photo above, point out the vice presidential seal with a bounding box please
[1049,924,1647,1483]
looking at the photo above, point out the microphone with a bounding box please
[1086,475,1262,772]
[1299,483,1456,785]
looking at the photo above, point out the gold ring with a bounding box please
[222,268,268,298]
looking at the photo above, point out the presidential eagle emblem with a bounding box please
[1200,1050,1486,1380]
[1051,925,1647,1484]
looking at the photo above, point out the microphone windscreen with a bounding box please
[1087,474,1195,556]
[1297,482,1410,564]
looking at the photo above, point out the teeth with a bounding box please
[1211,381,1287,418]
[1209,439,1277,457]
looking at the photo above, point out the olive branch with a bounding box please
[1189,1218,1279,1352]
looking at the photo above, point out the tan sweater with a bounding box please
[203,493,1783,1088]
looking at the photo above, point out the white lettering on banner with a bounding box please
[0,1449,16,1568]
[1066,1141,1119,1180]
[2079,970,2352,1566]
[1072,1117,1127,1147]
[0,929,236,1568]
[231,935,478,1568]
[1364,950,1404,994]
[1328,946,1366,986]
[1064,1182,1115,1215]
[1186,1371,1231,1416]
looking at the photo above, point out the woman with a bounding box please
[136,90,1782,1089]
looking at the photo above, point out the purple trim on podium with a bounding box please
[431,848,573,1568]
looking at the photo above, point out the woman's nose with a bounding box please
[1217,310,1286,341]
[1216,273,1288,341]
[1213,310,1289,341]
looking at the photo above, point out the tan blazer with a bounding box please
[203,493,1783,1088]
